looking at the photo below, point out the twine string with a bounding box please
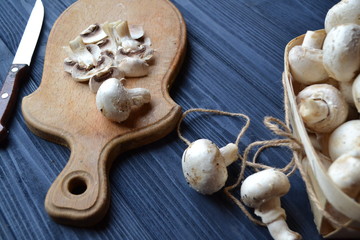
[176,108,250,147]
[177,74,348,230]
[224,74,347,230]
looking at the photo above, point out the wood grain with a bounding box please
[21,0,186,226]
[0,0,341,239]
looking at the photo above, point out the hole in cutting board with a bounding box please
[68,177,87,195]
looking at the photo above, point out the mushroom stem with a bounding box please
[302,30,326,49]
[240,169,301,240]
[298,98,329,125]
[219,143,238,166]
[256,198,301,240]
[127,88,151,107]
[267,219,302,240]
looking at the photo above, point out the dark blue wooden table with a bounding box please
[0,0,338,239]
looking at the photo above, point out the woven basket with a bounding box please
[283,29,360,238]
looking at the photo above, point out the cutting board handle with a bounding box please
[44,140,110,226]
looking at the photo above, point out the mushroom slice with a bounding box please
[115,44,153,64]
[101,20,122,40]
[96,54,113,69]
[96,37,117,54]
[80,23,108,44]
[139,45,154,61]
[85,44,102,62]
[89,67,124,93]
[113,21,142,51]
[143,37,152,46]
[129,24,144,39]
[113,20,131,44]
[71,63,96,82]
[118,57,149,77]
[71,55,113,82]
[68,36,96,67]
[64,57,77,73]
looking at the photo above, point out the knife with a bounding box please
[0,0,44,142]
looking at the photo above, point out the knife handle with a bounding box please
[0,64,29,142]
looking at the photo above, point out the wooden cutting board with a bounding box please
[21,0,186,226]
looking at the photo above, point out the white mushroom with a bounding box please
[70,55,113,82]
[181,139,238,195]
[63,57,77,73]
[66,36,96,68]
[328,120,360,161]
[323,24,360,82]
[96,38,117,55]
[129,24,145,40]
[240,169,301,240]
[288,30,328,84]
[89,67,124,93]
[352,74,360,112]
[80,23,108,44]
[113,21,141,50]
[328,150,360,199]
[118,57,149,77]
[324,0,360,33]
[96,78,151,123]
[339,80,355,106]
[64,19,154,82]
[296,84,348,133]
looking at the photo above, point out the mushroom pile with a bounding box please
[289,0,360,201]
[63,20,153,123]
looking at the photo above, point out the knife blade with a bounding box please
[0,0,44,142]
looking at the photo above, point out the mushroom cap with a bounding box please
[323,24,360,82]
[328,120,360,161]
[340,80,355,106]
[328,150,360,197]
[296,84,349,133]
[288,45,328,84]
[324,0,360,33]
[240,169,290,208]
[95,78,131,123]
[182,139,227,195]
[118,57,149,77]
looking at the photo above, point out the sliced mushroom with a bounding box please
[118,57,149,77]
[67,36,96,67]
[85,44,102,62]
[89,67,124,93]
[71,55,113,82]
[63,57,77,73]
[96,38,117,55]
[129,24,144,39]
[80,24,108,44]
